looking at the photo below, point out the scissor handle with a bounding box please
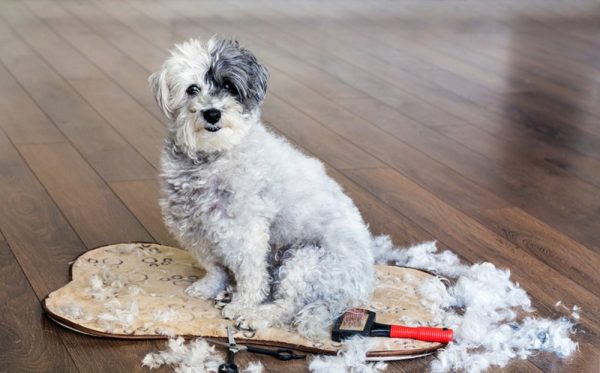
[218,363,239,373]
[273,348,306,361]
[245,346,306,360]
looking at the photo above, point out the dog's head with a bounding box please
[149,38,269,154]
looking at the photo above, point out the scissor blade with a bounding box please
[208,339,248,352]
[207,339,229,348]
[226,326,236,347]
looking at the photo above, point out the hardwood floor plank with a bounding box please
[1,0,597,371]
[471,207,600,298]
[338,9,600,149]
[337,5,600,127]
[327,168,439,248]
[0,235,79,373]
[219,0,485,125]
[240,0,600,162]
[439,124,600,250]
[501,2,600,64]
[61,0,167,75]
[90,0,181,49]
[21,0,157,109]
[332,98,600,250]
[265,74,507,210]
[109,180,178,247]
[18,142,154,248]
[0,128,167,373]
[0,60,64,145]
[238,3,593,137]
[148,0,600,249]
[412,27,600,127]
[61,0,387,172]
[341,167,600,344]
[74,0,505,210]
[10,0,166,170]
[452,25,600,87]
[30,0,385,172]
[52,0,595,251]
[23,0,164,118]
[262,96,384,170]
[0,130,84,296]
[0,7,156,181]
[168,0,468,130]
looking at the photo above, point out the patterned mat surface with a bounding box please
[44,243,445,359]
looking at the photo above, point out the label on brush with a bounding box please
[339,308,370,331]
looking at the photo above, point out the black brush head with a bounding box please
[331,308,376,342]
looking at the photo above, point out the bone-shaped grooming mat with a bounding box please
[44,243,446,360]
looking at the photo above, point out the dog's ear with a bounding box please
[247,54,269,106]
[209,39,269,110]
[149,68,173,119]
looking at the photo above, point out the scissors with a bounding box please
[215,326,305,373]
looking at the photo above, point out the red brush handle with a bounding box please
[390,325,453,343]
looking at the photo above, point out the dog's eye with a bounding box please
[186,84,201,96]
[223,81,238,96]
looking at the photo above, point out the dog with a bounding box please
[150,38,395,340]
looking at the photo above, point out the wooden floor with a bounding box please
[0,0,599,371]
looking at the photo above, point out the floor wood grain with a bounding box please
[1,0,598,371]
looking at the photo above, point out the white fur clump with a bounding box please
[432,316,578,373]
[97,299,139,331]
[86,268,131,300]
[400,242,578,373]
[555,301,581,321]
[153,308,178,322]
[143,337,264,373]
[309,337,387,373]
[143,337,223,373]
[418,276,453,317]
[242,361,265,373]
[86,274,110,300]
[59,302,90,320]
[572,306,581,321]
[155,327,177,337]
[378,239,466,278]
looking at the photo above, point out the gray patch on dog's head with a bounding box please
[206,39,269,112]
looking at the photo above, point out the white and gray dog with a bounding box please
[150,38,395,340]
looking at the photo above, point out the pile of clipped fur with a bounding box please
[143,242,578,373]
[389,242,578,372]
[143,337,265,373]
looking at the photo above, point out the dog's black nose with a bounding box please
[202,108,221,124]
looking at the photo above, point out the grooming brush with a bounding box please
[331,308,453,343]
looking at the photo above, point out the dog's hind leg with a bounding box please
[227,242,374,340]
[225,245,327,335]
[276,244,374,341]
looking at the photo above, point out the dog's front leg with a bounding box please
[185,244,229,299]
[220,222,271,320]
[185,259,228,299]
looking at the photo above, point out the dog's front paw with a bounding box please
[214,286,233,309]
[222,304,272,331]
[236,307,276,331]
[221,301,247,320]
[185,277,226,299]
